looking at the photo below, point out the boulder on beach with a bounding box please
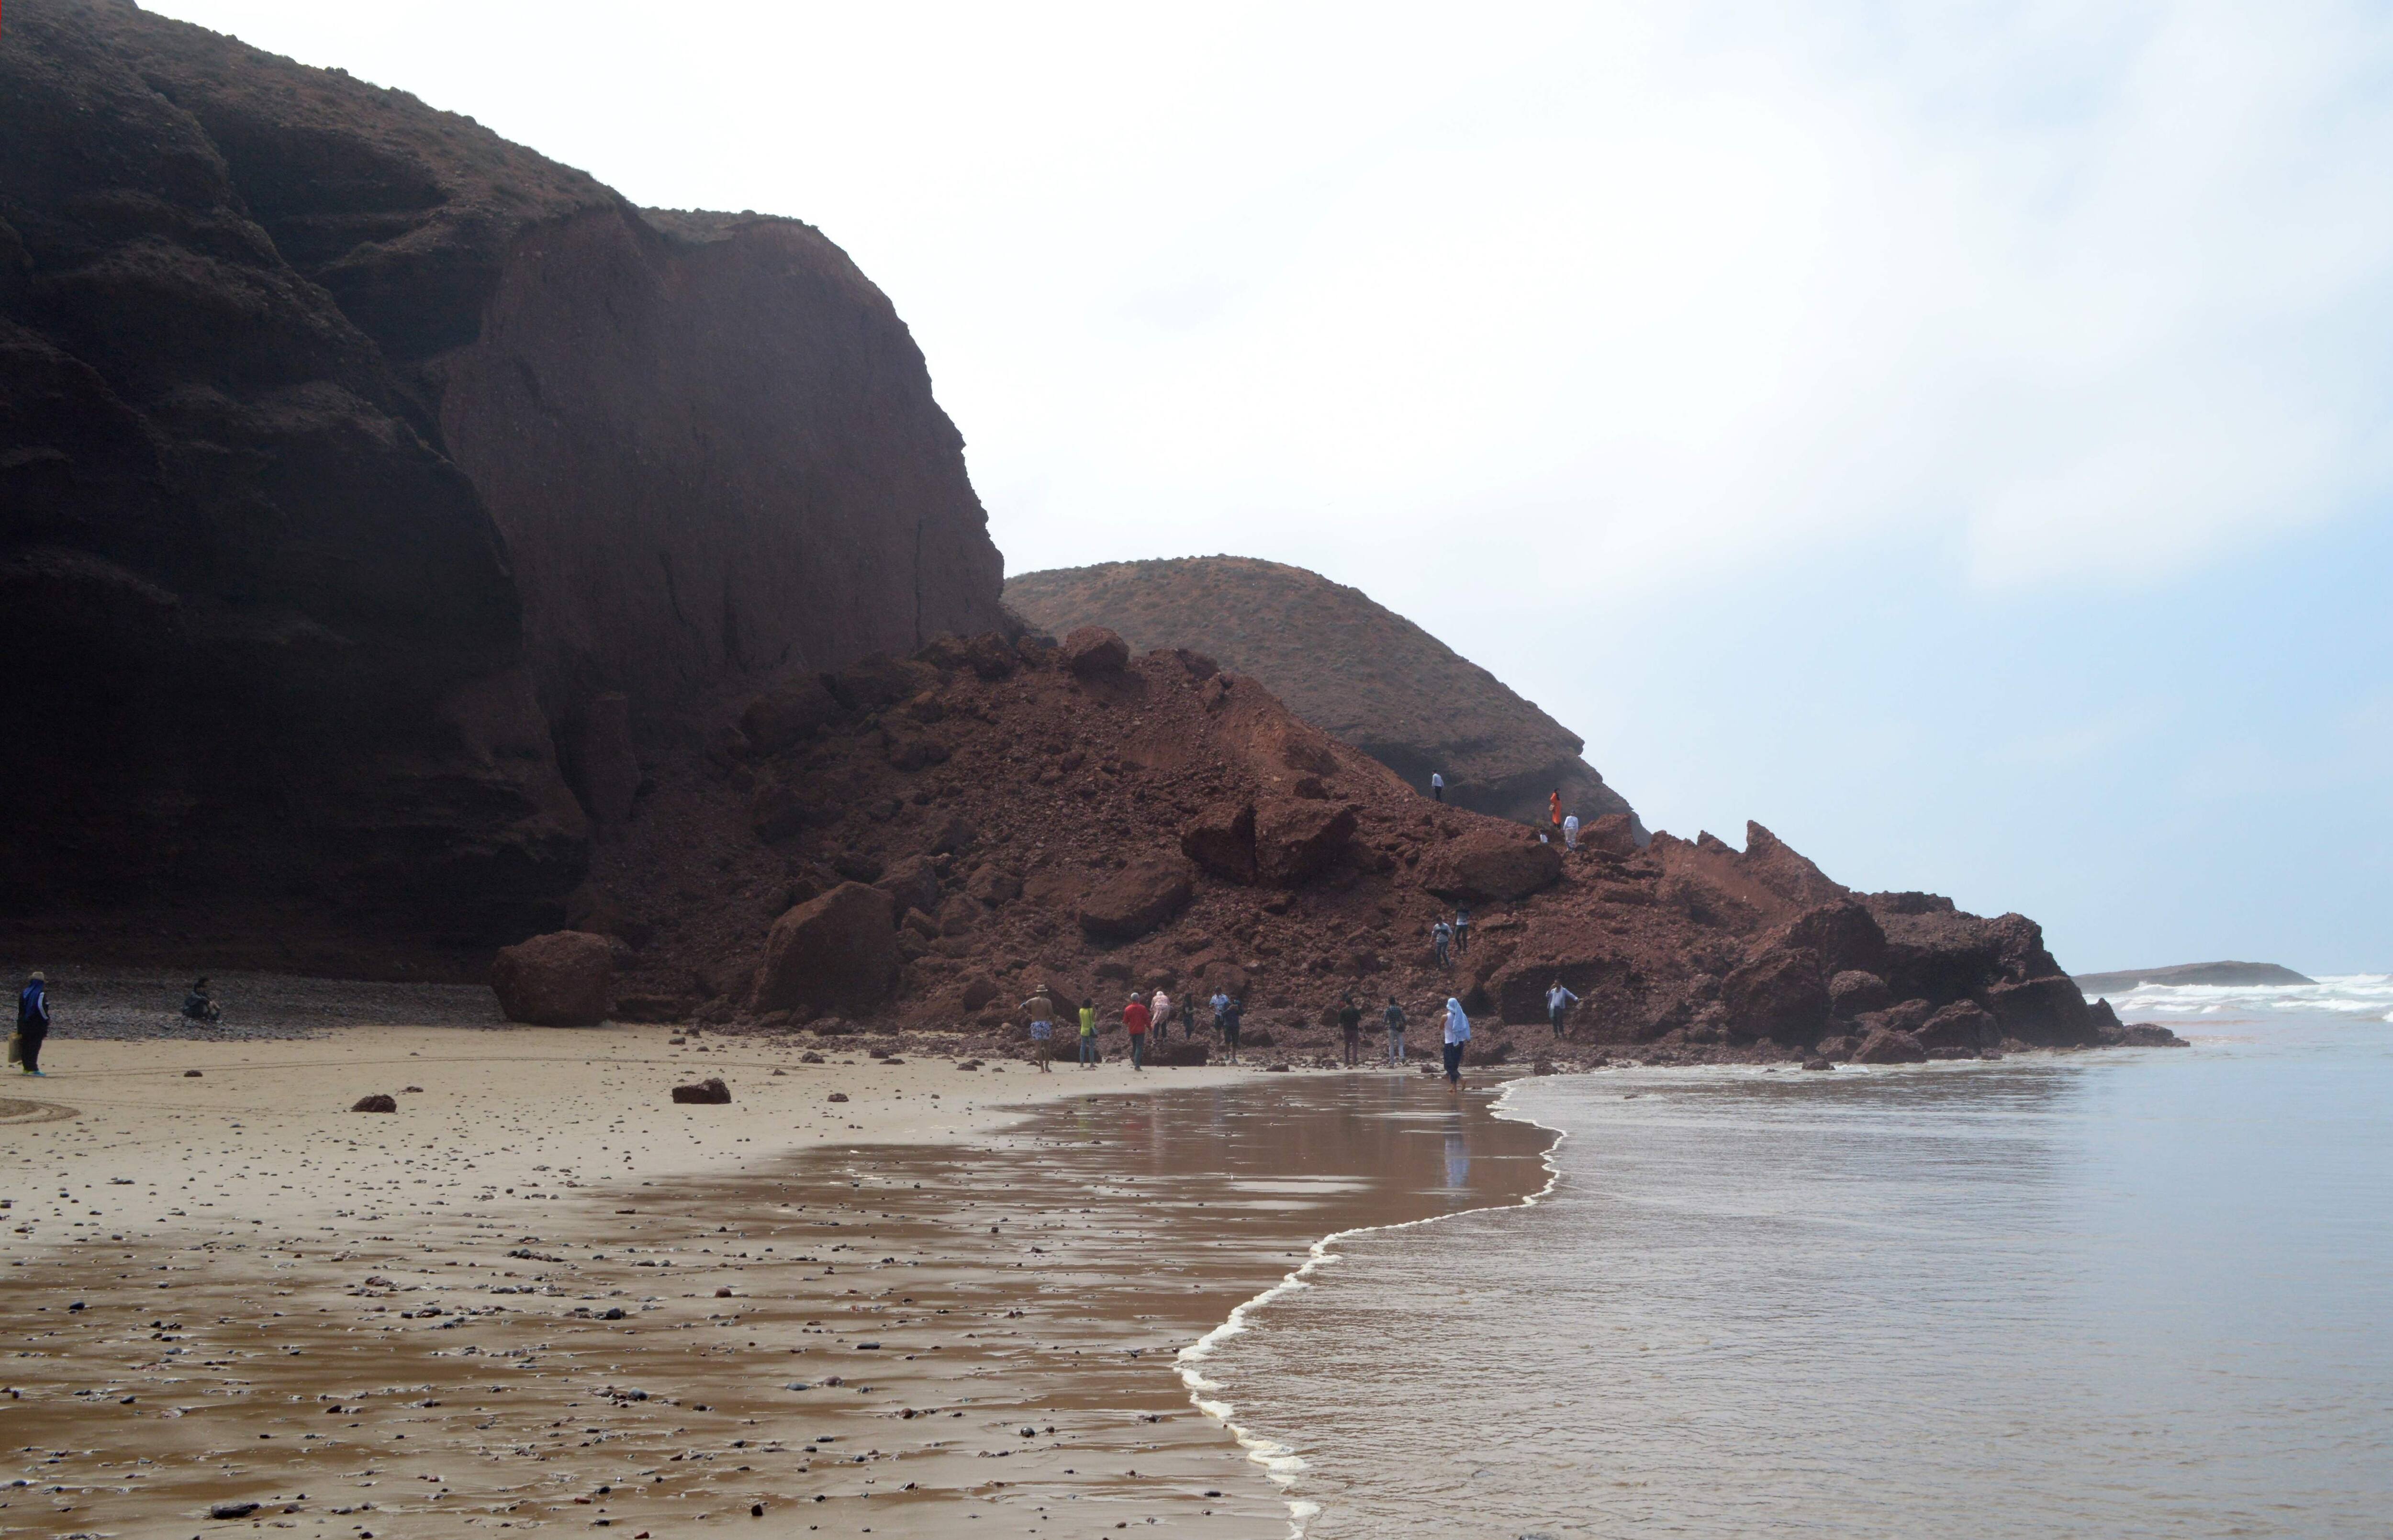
[1851,1028,1927,1065]
[671,1077,731,1105]
[490,930,615,1027]
[351,1094,398,1113]
[752,882,899,1015]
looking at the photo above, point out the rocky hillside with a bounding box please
[1006,557,1639,833]
[0,0,1003,971]
[568,625,2157,1066]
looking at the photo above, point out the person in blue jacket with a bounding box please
[17,971,50,1076]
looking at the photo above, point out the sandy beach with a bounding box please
[0,1018,1551,1538]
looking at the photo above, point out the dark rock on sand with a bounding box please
[671,1077,731,1105]
[1916,1001,2000,1055]
[1722,947,1830,1043]
[351,1094,398,1113]
[753,882,898,1016]
[2099,1021,2191,1048]
[490,930,615,1027]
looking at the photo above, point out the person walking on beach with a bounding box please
[1151,987,1174,1041]
[1208,987,1230,1041]
[1220,994,1243,1063]
[1078,997,1099,1068]
[1123,993,1151,1070]
[1021,986,1057,1072]
[1338,994,1364,1067]
[1385,996,1408,1064]
[14,971,49,1076]
[1431,919,1453,970]
[1562,813,1580,851]
[1453,905,1471,956]
[1545,979,1580,1040]
[1442,996,1470,1088]
[1431,771,1444,803]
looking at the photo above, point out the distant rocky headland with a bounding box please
[2074,961,2317,993]
[0,0,2181,1064]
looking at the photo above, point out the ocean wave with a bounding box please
[2085,973,2393,1020]
[1173,1086,1569,1538]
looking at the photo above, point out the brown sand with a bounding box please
[0,1026,1552,1537]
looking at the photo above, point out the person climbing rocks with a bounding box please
[1385,996,1408,1064]
[1546,979,1581,1040]
[1078,997,1100,1068]
[182,977,222,1024]
[1150,987,1174,1042]
[1220,994,1244,1063]
[1562,813,1580,851]
[14,971,49,1076]
[1453,905,1472,956]
[1123,992,1152,1069]
[1431,771,1445,803]
[1338,994,1364,1067]
[1551,789,1563,833]
[1021,986,1057,1072]
[1442,997,1471,1087]
[1431,919,1453,970]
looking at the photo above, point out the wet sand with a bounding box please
[0,1027,1553,1537]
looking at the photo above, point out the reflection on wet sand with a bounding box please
[2,1075,1550,1536]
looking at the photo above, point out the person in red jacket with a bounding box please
[1550,789,1563,835]
[1122,993,1152,1070]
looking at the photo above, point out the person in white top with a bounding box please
[1441,997,1470,1087]
[1562,813,1580,850]
[1545,980,1580,1039]
[1150,988,1174,1040]
[1430,772,1444,803]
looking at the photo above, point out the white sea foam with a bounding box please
[2088,973,2393,1022]
[1173,1085,1570,1538]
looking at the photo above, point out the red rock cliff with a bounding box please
[0,0,1003,970]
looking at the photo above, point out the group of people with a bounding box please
[1015,984,1252,1071]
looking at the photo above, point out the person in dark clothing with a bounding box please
[16,971,50,1076]
[1452,905,1472,956]
[1220,995,1244,1064]
[1384,996,1408,1064]
[182,977,222,1024]
[1338,995,1364,1066]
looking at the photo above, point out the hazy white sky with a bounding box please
[145,1,2393,970]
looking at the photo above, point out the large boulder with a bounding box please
[671,1076,732,1105]
[1772,900,1889,979]
[1180,801,1259,884]
[1828,970,1891,1018]
[1062,625,1130,679]
[1916,1001,2001,1054]
[1255,798,1358,887]
[752,882,899,1015]
[1984,974,2100,1047]
[1079,859,1194,942]
[1417,830,1563,903]
[1851,1028,1927,1064]
[491,930,615,1026]
[741,675,845,753]
[1581,812,1640,855]
[873,854,943,917]
[1721,947,1830,1043]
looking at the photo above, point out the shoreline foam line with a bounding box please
[1172,1077,1572,1538]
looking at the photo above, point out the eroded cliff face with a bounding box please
[1006,557,1640,834]
[0,0,1003,970]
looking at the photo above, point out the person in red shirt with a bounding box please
[1122,993,1152,1070]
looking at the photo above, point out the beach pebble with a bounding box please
[209,1501,261,1519]
[183,1069,202,1077]
[827,1092,850,1103]
[350,1094,398,1113]
[671,1077,731,1105]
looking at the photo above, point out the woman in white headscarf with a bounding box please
[1442,997,1470,1087]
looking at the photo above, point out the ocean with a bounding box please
[1196,976,2393,1538]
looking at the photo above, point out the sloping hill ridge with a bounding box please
[2073,961,2315,993]
[1007,557,1639,833]
[0,0,1004,971]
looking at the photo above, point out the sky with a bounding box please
[143,0,2393,973]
